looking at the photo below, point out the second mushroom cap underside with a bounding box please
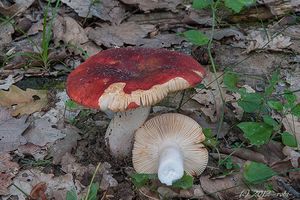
[132,113,208,176]
[66,47,206,112]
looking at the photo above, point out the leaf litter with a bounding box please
[1,0,300,199]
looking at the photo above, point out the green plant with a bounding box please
[3,0,61,70]
[66,163,101,200]
[223,71,299,147]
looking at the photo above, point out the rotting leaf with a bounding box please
[0,85,48,116]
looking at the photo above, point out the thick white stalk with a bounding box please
[105,106,151,158]
[158,145,184,186]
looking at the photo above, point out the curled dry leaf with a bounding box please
[23,118,66,147]
[0,85,48,116]
[30,182,47,200]
[61,0,126,24]
[53,16,101,57]
[88,22,155,48]
[120,0,182,12]
[0,113,28,152]
[0,0,35,16]
[0,74,23,90]
[245,30,292,53]
[282,146,300,168]
[0,153,19,195]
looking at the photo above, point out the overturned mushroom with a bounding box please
[132,113,208,185]
[66,47,205,158]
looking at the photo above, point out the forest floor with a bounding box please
[0,0,300,200]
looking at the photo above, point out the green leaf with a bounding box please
[131,173,157,188]
[243,162,276,184]
[281,131,298,147]
[65,99,79,110]
[284,90,296,107]
[203,128,218,148]
[237,92,263,113]
[87,183,99,200]
[223,72,238,91]
[192,0,212,9]
[182,30,209,46]
[291,103,300,117]
[237,122,273,146]
[263,115,279,130]
[267,100,283,111]
[195,83,205,89]
[172,173,193,189]
[224,0,256,13]
[66,189,78,200]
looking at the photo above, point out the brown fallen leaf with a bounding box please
[88,22,155,48]
[61,0,126,24]
[0,114,28,152]
[0,22,14,48]
[30,182,47,200]
[0,85,48,116]
[282,146,300,168]
[0,0,35,16]
[245,30,292,53]
[199,174,246,200]
[120,0,182,12]
[0,153,19,195]
[48,125,81,164]
[17,143,47,160]
[23,118,66,147]
[53,16,101,57]
[137,34,184,48]
[5,169,82,200]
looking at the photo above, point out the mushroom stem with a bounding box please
[105,106,151,158]
[158,145,184,186]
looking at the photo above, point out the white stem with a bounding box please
[158,145,184,186]
[105,106,151,158]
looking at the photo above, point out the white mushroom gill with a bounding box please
[158,145,184,185]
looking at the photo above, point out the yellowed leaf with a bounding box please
[0,85,48,116]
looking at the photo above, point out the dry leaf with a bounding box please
[0,22,14,48]
[88,22,155,47]
[0,85,48,116]
[120,0,182,12]
[17,143,47,160]
[0,153,19,195]
[30,182,47,200]
[200,174,246,200]
[137,34,184,48]
[53,16,101,57]
[0,115,28,152]
[282,114,300,148]
[61,0,126,24]
[0,0,35,16]
[5,169,82,200]
[245,30,292,53]
[282,146,300,168]
[23,118,66,147]
[48,125,81,164]
[0,75,23,90]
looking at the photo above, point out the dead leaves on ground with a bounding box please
[0,0,35,16]
[0,153,19,195]
[0,85,48,116]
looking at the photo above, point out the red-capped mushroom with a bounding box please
[66,47,205,158]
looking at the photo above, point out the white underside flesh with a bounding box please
[105,106,151,158]
[158,145,184,186]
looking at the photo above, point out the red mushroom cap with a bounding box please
[66,47,205,112]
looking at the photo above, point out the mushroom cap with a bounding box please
[132,113,208,176]
[66,47,205,112]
